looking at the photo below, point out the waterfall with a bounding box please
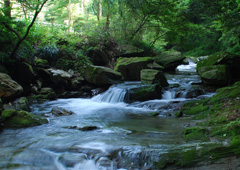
[162,90,175,99]
[91,86,128,103]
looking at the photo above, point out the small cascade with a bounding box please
[162,90,176,100]
[91,86,128,103]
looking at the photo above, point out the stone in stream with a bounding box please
[114,57,154,81]
[51,106,74,116]
[154,51,185,72]
[1,109,48,128]
[83,65,123,86]
[140,69,169,87]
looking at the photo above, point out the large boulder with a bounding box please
[114,57,154,81]
[0,73,23,101]
[36,68,73,89]
[128,84,162,102]
[198,65,230,86]
[83,65,123,86]
[154,51,185,72]
[140,69,169,87]
[1,110,48,128]
[197,52,240,85]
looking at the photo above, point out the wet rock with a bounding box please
[129,84,162,102]
[83,65,123,86]
[140,69,168,87]
[154,51,185,72]
[0,73,23,101]
[1,109,48,128]
[59,153,87,167]
[115,57,153,81]
[67,125,99,131]
[70,77,84,90]
[14,97,30,111]
[51,106,73,116]
[185,89,204,98]
[29,87,57,101]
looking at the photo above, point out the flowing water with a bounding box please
[0,61,214,170]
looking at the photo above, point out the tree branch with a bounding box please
[10,0,48,59]
[2,21,21,40]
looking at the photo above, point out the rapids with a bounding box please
[0,60,213,170]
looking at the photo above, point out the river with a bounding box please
[0,61,214,170]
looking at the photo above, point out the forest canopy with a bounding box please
[1,0,240,64]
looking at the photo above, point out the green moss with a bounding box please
[35,59,49,66]
[29,92,56,101]
[1,110,48,128]
[114,57,153,71]
[184,127,209,141]
[230,135,240,154]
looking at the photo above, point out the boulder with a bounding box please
[30,87,56,101]
[14,97,30,112]
[115,57,153,81]
[197,52,240,84]
[185,89,205,98]
[70,77,85,90]
[51,106,73,116]
[198,65,230,86]
[140,69,169,87]
[83,65,123,86]
[128,84,162,102]
[1,109,48,128]
[0,73,23,101]
[36,68,72,89]
[154,51,185,72]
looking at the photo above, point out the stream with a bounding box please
[0,61,215,170]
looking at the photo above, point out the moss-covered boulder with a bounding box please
[128,84,162,102]
[51,106,73,116]
[197,52,240,86]
[198,65,229,86]
[1,110,48,128]
[154,51,185,72]
[83,65,123,86]
[140,69,169,87]
[0,73,23,101]
[114,57,154,81]
[35,58,49,67]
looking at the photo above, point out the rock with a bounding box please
[119,44,146,58]
[128,84,162,102]
[40,87,55,95]
[83,65,123,86]
[140,69,169,87]
[185,89,204,98]
[198,65,230,86]
[51,106,73,116]
[70,77,84,90]
[197,52,240,85]
[36,68,72,90]
[80,126,99,131]
[0,98,3,112]
[1,109,48,128]
[154,51,185,72]
[115,57,154,81]
[31,86,38,94]
[0,73,23,101]
[14,97,30,112]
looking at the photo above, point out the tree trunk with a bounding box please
[98,0,102,21]
[81,0,84,14]
[68,0,73,33]
[105,14,110,30]
[4,0,11,17]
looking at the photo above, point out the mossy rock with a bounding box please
[197,52,240,84]
[140,69,169,87]
[35,59,49,67]
[198,65,230,86]
[128,84,162,102]
[1,110,48,128]
[154,51,185,72]
[114,57,154,81]
[83,65,123,86]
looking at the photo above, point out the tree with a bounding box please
[1,0,49,59]
[4,0,11,17]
